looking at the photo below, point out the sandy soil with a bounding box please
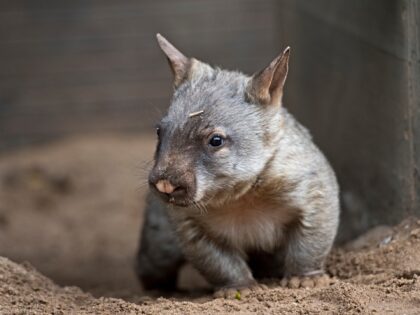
[0,135,419,314]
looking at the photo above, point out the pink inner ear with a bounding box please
[248,48,290,106]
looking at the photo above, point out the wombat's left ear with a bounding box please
[246,47,290,106]
[156,33,191,88]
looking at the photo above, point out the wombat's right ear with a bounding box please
[156,34,191,88]
[246,47,290,107]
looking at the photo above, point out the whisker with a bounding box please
[199,201,208,214]
[136,180,150,191]
[204,194,215,205]
[193,201,205,215]
[192,201,200,214]
[198,201,208,215]
[134,159,154,181]
[135,160,154,172]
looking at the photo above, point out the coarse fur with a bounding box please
[136,34,339,292]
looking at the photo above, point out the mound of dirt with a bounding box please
[0,135,154,297]
[1,218,420,314]
[0,256,140,314]
[0,135,419,314]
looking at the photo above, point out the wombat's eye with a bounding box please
[156,127,161,137]
[209,134,224,147]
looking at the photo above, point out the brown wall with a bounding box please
[0,0,281,149]
[1,0,419,240]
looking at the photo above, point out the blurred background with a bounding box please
[0,0,419,298]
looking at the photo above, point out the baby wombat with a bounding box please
[136,34,339,297]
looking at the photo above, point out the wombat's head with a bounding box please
[149,34,290,208]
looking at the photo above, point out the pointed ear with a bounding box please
[156,33,192,88]
[246,47,290,106]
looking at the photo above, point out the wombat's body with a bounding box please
[136,34,339,296]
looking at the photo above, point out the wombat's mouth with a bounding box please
[167,198,191,207]
[149,183,193,208]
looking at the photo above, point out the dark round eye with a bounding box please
[209,135,224,147]
[156,127,161,137]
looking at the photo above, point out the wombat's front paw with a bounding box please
[213,282,269,299]
[280,273,333,289]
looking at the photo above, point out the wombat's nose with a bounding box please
[155,180,176,194]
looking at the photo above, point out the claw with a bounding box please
[280,273,333,289]
[213,282,269,299]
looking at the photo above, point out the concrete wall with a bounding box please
[410,1,420,229]
[278,0,420,241]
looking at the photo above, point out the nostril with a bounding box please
[173,186,184,192]
[171,185,187,197]
[155,180,177,194]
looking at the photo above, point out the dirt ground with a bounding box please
[0,135,419,314]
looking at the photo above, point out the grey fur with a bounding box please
[136,35,339,291]
[136,194,184,290]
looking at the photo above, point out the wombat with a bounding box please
[136,34,339,298]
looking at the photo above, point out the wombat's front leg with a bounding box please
[176,217,265,298]
[281,219,335,288]
[136,195,184,291]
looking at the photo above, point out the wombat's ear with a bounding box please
[156,33,192,88]
[246,47,290,106]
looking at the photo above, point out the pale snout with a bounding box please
[149,170,194,206]
[148,158,196,206]
[155,179,176,194]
